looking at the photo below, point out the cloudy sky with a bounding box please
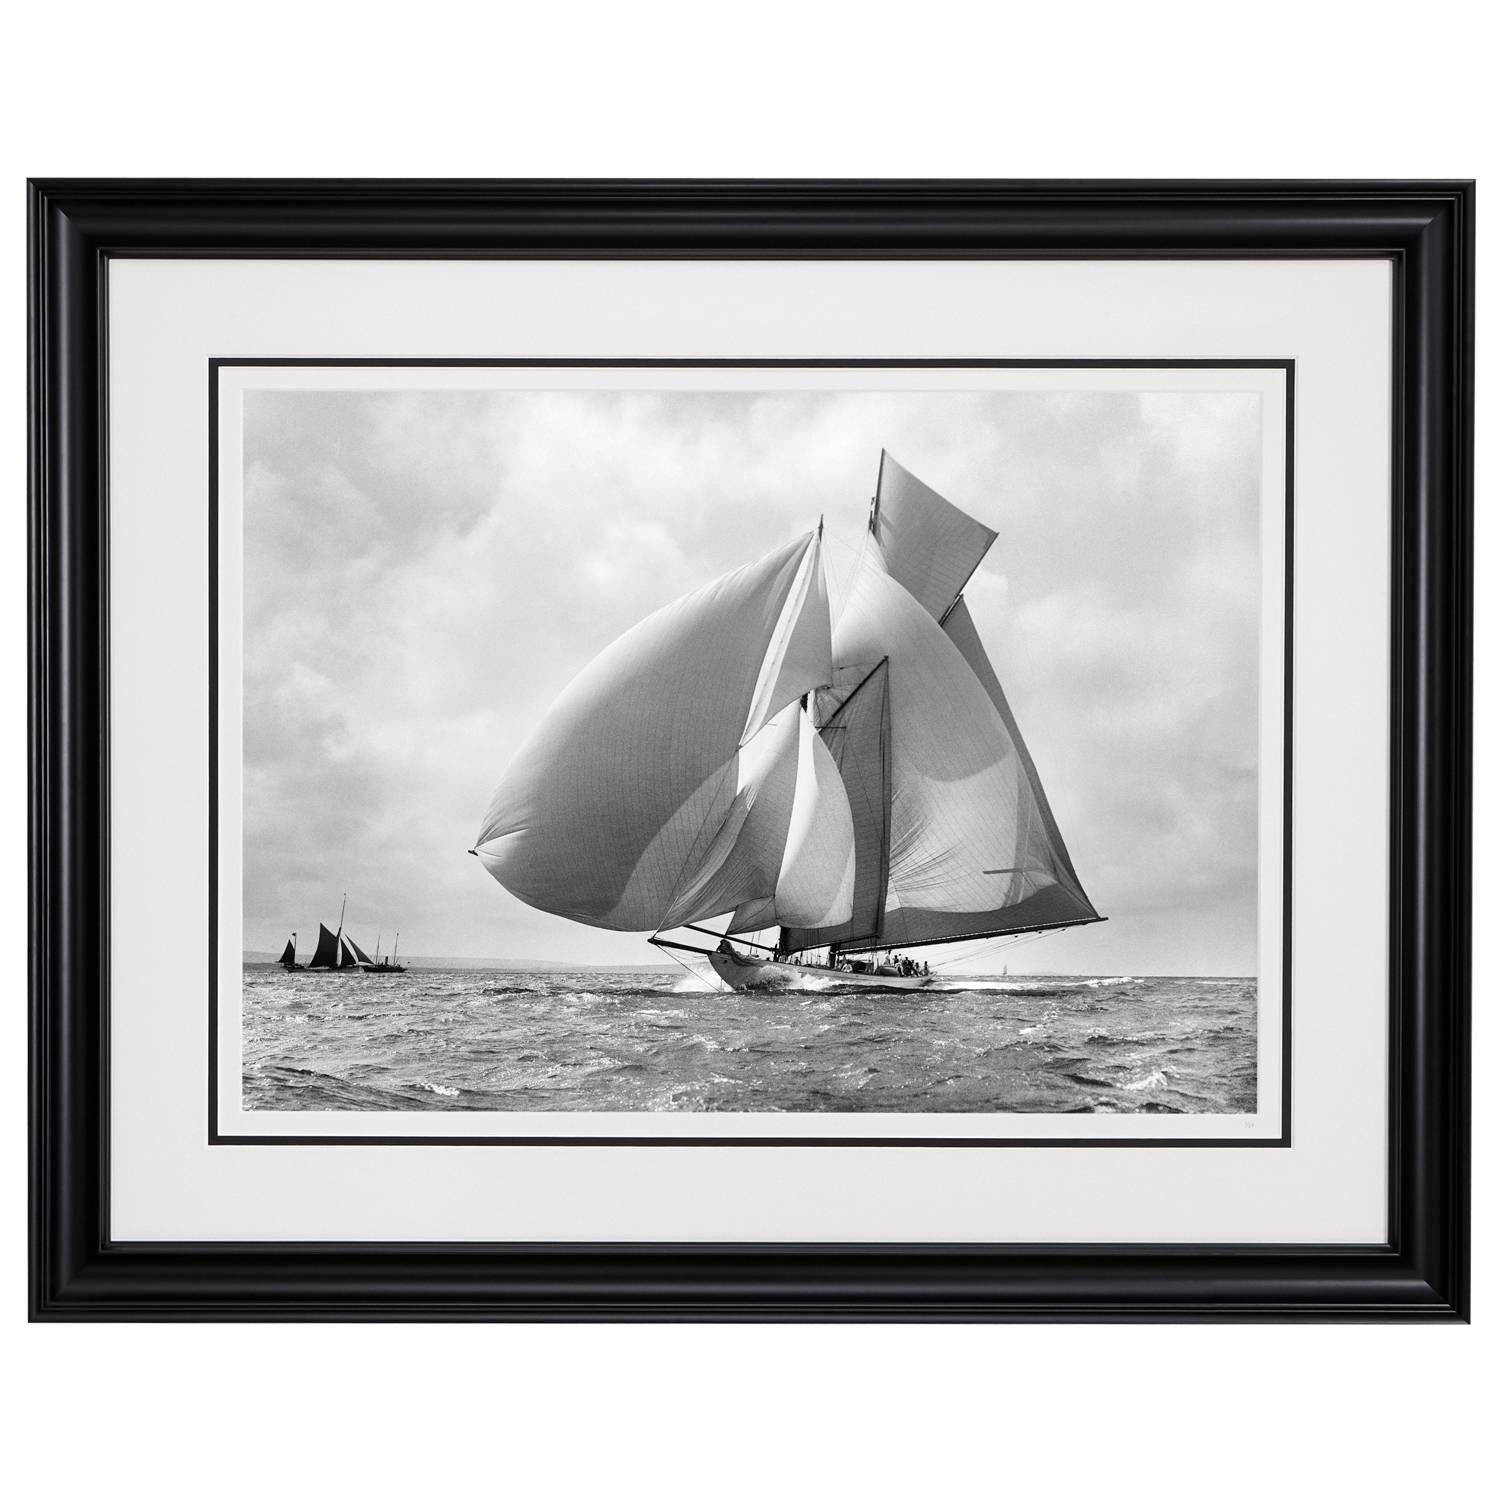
[242,385,1262,975]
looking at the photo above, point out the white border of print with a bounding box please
[211,361,1287,1144]
[109,258,1387,1242]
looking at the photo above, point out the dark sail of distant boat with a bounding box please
[473,452,1101,992]
[278,934,300,971]
[308,922,342,970]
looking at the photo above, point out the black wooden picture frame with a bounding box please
[28,180,1473,1321]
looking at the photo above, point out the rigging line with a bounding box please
[818,655,889,730]
[819,523,879,621]
[928,928,1054,971]
[683,922,776,953]
[656,941,724,994]
[831,525,881,628]
[816,522,864,603]
[921,935,1013,971]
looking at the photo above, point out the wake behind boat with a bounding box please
[473,452,1102,991]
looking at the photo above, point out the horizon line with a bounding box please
[241,950,1256,980]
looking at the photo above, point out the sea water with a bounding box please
[241,966,1256,1114]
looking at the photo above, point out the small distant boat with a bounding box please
[368,932,407,974]
[473,452,1102,993]
[290,895,406,974]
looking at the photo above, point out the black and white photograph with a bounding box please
[229,375,1279,1128]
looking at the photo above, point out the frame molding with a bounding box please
[29,180,1473,1320]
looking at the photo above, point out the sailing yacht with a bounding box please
[473,453,1101,991]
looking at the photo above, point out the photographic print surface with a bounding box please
[219,365,1285,1140]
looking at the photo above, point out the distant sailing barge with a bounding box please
[473,453,1101,992]
[278,894,406,973]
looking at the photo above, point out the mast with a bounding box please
[868,449,886,535]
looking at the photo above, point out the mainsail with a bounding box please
[474,458,1099,958]
[278,937,297,969]
[307,922,341,969]
[784,454,1099,953]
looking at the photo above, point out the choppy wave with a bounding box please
[240,965,1257,1115]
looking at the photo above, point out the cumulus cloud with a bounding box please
[242,387,1264,974]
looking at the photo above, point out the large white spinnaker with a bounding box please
[473,531,834,931]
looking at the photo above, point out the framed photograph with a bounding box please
[29,180,1472,1319]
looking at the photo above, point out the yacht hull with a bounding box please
[707,947,933,993]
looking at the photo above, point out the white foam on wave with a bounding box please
[942,979,1069,994]
[785,974,837,993]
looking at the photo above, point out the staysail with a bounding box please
[724,707,856,935]
[657,703,806,932]
[474,531,836,931]
[780,661,891,950]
